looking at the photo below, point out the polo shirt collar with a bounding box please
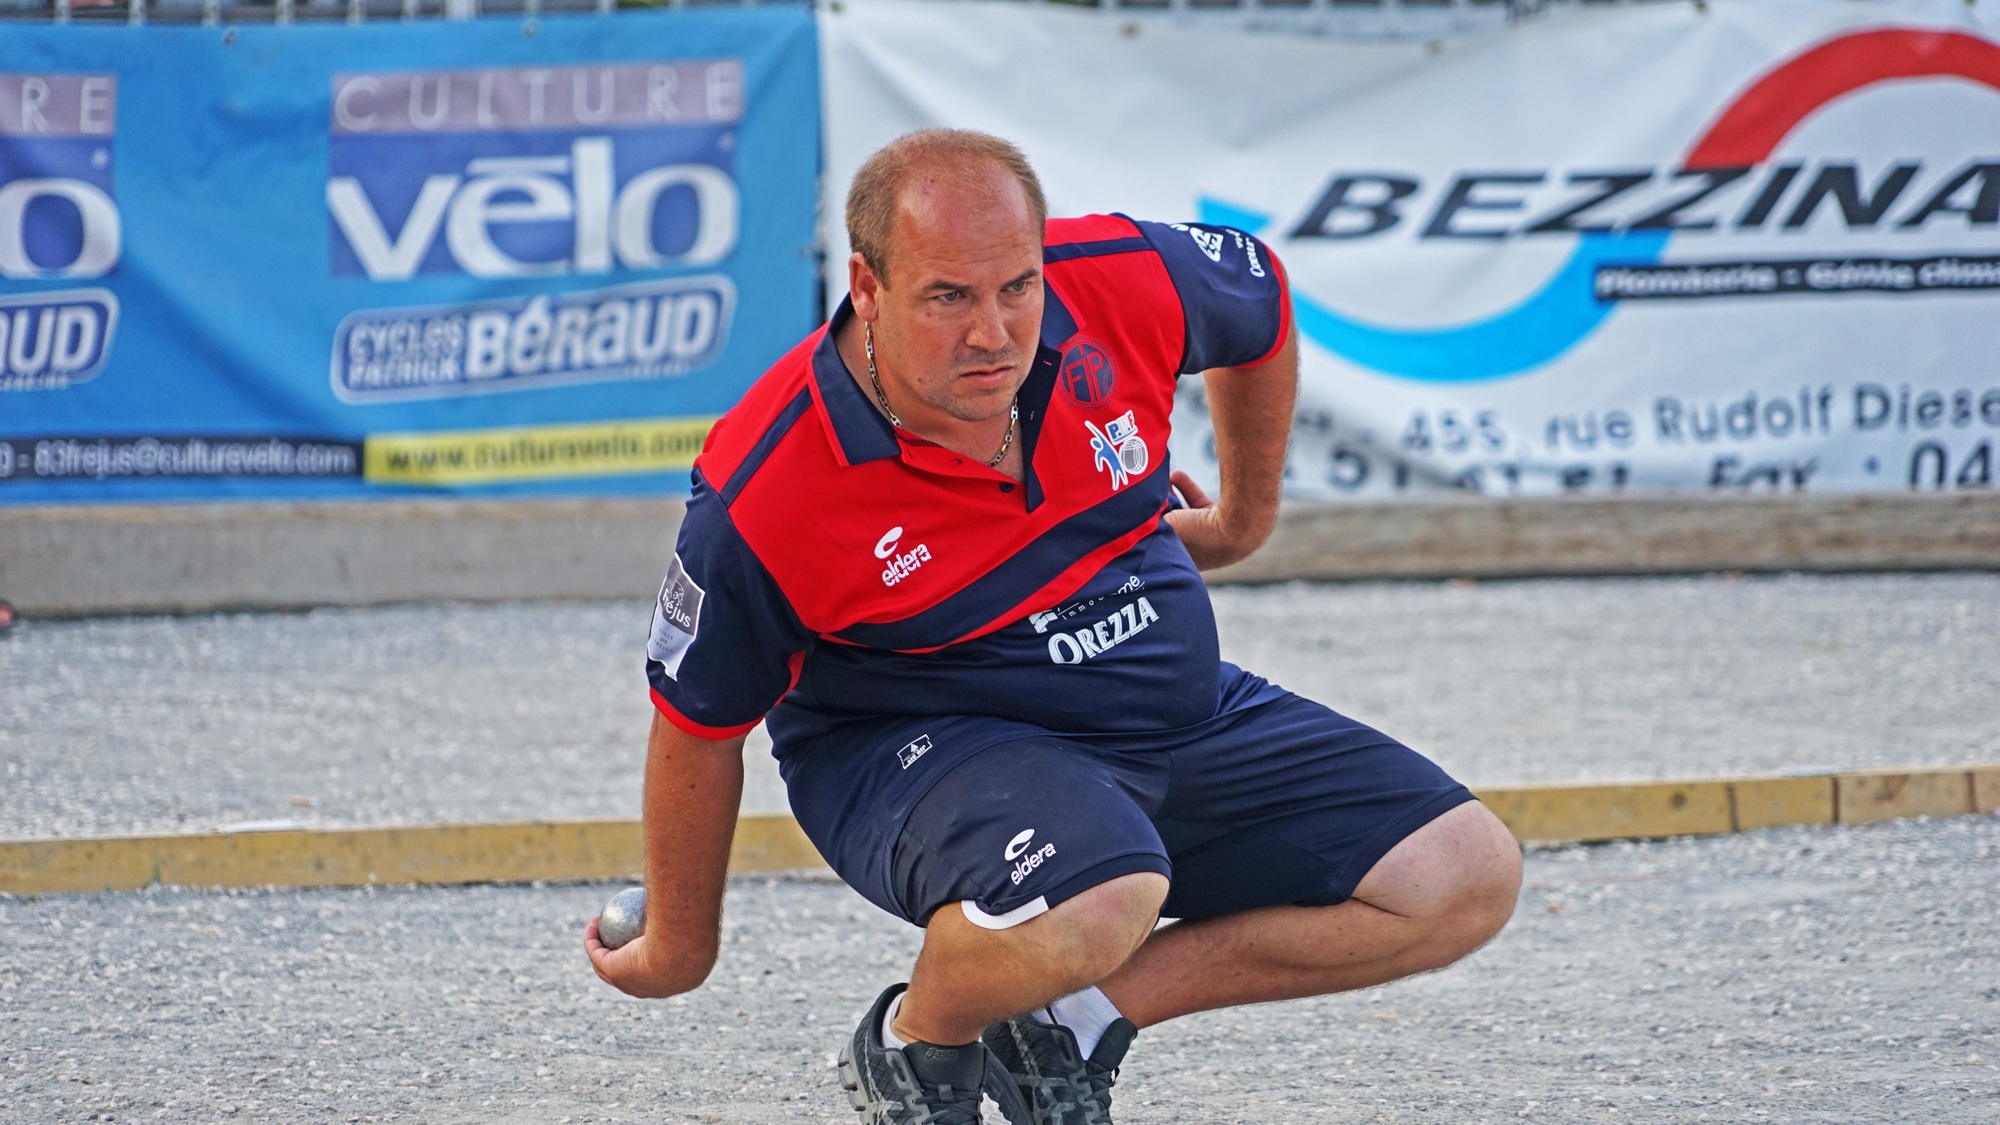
[811,288,1083,468]
[811,298,901,466]
[1039,283,1079,350]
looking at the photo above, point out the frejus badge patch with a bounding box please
[647,552,705,679]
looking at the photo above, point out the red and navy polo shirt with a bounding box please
[646,213,1291,747]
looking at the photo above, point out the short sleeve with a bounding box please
[1132,219,1291,375]
[645,471,812,739]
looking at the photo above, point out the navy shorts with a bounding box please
[778,677,1476,929]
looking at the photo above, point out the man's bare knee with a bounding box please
[1353,802,1521,966]
[1009,871,1168,981]
[1445,812,1522,946]
[1419,807,1521,966]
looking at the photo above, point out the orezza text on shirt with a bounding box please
[1045,596,1160,665]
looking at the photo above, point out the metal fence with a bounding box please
[4,0,1637,32]
[15,0,807,26]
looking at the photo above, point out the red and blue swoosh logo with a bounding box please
[1210,28,2000,383]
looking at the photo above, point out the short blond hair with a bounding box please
[845,129,1047,287]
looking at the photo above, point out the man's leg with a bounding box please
[848,735,1174,1048]
[888,799,1519,1042]
[825,733,1173,1122]
[1099,799,1521,1026]
[857,703,1514,1124]
[891,872,1167,1047]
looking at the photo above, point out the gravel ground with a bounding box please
[2,815,1995,1124]
[2,573,1997,838]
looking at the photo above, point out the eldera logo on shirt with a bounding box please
[1046,596,1160,665]
[1004,829,1056,886]
[874,525,931,587]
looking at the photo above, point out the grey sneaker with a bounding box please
[838,983,1032,1124]
[982,1013,1136,1125]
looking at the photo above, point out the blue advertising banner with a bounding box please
[0,10,820,503]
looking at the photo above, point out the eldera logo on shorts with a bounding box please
[1046,596,1161,665]
[325,61,742,402]
[0,75,122,392]
[1004,829,1056,886]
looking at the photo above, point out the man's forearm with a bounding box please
[1190,327,1298,567]
[638,712,748,993]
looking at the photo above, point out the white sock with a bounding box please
[880,992,908,1049]
[1035,986,1122,1059]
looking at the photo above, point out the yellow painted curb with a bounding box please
[1729,775,1836,832]
[1975,766,2000,816]
[1478,766,1994,843]
[0,815,816,897]
[0,769,1992,897]
[1475,780,1736,843]
[1836,768,1978,825]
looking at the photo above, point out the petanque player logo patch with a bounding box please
[646,553,704,679]
[1085,410,1148,491]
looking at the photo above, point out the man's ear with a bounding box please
[848,252,884,321]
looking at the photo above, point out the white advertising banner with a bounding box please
[821,0,2000,501]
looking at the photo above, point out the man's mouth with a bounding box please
[955,365,1015,391]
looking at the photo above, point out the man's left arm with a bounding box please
[1166,325,1297,571]
[1134,218,1298,571]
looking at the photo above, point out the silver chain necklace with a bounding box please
[866,322,1017,469]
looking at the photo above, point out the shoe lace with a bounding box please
[1076,1061,1118,1124]
[1017,1030,1117,1125]
[916,1082,986,1125]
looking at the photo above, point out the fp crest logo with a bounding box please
[1058,340,1114,408]
[1085,410,1148,491]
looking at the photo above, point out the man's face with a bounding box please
[850,165,1044,425]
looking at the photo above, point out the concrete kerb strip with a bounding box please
[0,816,823,898]
[2,765,1995,897]
[1482,765,2000,842]
[6,491,2000,616]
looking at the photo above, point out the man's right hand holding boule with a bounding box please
[584,714,746,1000]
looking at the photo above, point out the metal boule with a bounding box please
[598,886,646,951]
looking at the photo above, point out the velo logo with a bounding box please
[327,61,742,281]
[0,75,122,392]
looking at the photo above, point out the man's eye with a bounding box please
[935,291,963,304]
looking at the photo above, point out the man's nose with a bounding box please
[963,296,1009,353]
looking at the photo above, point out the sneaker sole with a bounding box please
[836,1042,867,1113]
